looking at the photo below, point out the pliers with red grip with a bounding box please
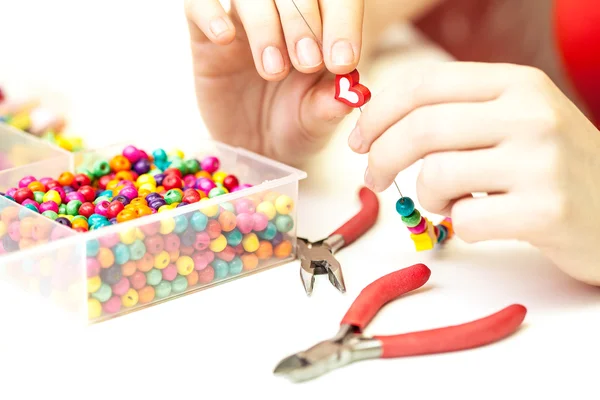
[297,187,379,296]
[274,263,527,382]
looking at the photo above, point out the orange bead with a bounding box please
[71,219,89,230]
[19,237,36,250]
[31,219,52,240]
[19,217,35,239]
[195,171,212,179]
[135,206,153,218]
[168,249,180,262]
[27,181,46,192]
[274,240,292,258]
[138,286,155,304]
[97,247,115,268]
[241,253,259,271]
[117,209,137,223]
[440,218,454,238]
[217,211,236,232]
[130,198,147,207]
[106,179,120,191]
[255,241,273,260]
[136,253,154,272]
[121,261,137,277]
[109,155,132,172]
[115,171,134,182]
[57,171,75,186]
[186,270,199,287]
[1,206,19,224]
[138,188,152,197]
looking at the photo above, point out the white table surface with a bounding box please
[1,2,600,399]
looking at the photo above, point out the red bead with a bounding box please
[79,202,95,218]
[106,201,125,219]
[182,189,201,204]
[223,175,239,192]
[45,180,61,190]
[206,219,222,239]
[164,168,182,179]
[74,227,88,233]
[234,244,244,255]
[216,246,236,262]
[78,185,96,202]
[334,70,372,108]
[162,175,183,191]
[98,175,112,190]
[193,232,210,251]
[144,235,165,255]
[14,188,34,204]
[180,246,195,256]
[73,173,91,189]
[163,233,181,252]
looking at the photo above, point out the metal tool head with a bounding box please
[297,237,346,296]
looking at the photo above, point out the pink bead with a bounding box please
[196,178,216,194]
[408,217,427,234]
[6,187,17,197]
[122,145,142,163]
[95,201,110,216]
[66,191,85,203]
[183,175,196,189]
[50,226,71,241]
[102,295,122,314]
[99,233,120,248]
[8,221,20,241]
[231,184,252,192]
[111,277,130,296]
[162,264,178,281]
[18,176,36,188]
[138,150,149,160]
[193,231,210,251]
[201,156,220,174]
[39,177,53,186]
[235,198,255,214]
[39,201,59,213]
[252,212,269,231]
[52,186,67,202]
[119,186,138,200]
[22,199,39,210]
[236,213,254,234]
[192,251,212,271]
[87,258,101,277]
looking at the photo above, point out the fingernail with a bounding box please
[331,40,354,66]
[364,168,375,190]
[348,126,363,151]
[296,37,322,68]
[262,46,285,75]
[209,17,229,37]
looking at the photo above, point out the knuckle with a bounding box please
[519,66,553,88]
[450,210,476,243]
[419,153,444,190]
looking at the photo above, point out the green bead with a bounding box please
[128,240,147,261]
[225,229,243,246]
[92,160,111,178]
[395,197,415,217]
[275,214,294,233]
[73,215,88,223]
[76,167,93,178]
[149,169,162,176]
[94,196,111,205]
[58,204,67,215]
[208,187,227,198]
[402,210,422,227]
[66,200,82,216]
[220,202,235,213]
[171,275,188,294]
[91,283,112,302]
[33,191,45,204]
[190,212,208,231]
[228,257,243,275]
[173,215,189,234]
[164,189,183,205]
[146,268,162,286]
[168,158,187,175]
[257,222,277,240]
[184,159,200,174]
[213,259,229,279]
[154,281,172,299]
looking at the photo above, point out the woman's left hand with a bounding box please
[350,61,600,285]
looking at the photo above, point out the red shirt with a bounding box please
[554,0,600,125]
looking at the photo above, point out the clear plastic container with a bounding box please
[0,124,306,325]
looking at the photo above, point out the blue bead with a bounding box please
[113,243,131,265]
[86,239,100,257]
[152,148,168,162]
[173,215,189,234]
[224,228,243,247]
[257,222,277,240]
[190,212,208,231]
[437,225,447,243]
[229,257,243,275]
[213,259,229,279]
[23,204,39,213]
[395,197,415,217]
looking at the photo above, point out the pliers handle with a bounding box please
[328,186,379,249]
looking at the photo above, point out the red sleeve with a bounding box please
[554,0,600,126]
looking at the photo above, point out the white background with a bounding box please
[1,1,600,399]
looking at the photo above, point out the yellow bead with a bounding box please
[8,111,32,131]
[158,205,171,213]
[170,149,185,159]
[176,256,194,276]
[119,228,137,245]
[139,183,157,193]
[88,298,102,319]
[274,195,294,215]
[87,276,102,293]
[199,199,219,217]
[136,174,156,186]
[212,171,228,184]
[135,228,145,240]
[256,201,277,220]
[410,219,436,252]
[121,288,139,308]
[209,234,227,253]
[154,251,171,269]
[242,233,260,253]
[42,190,62,205]
[0,221,7,237]
[159,218,176,235]
[106,179,120,191]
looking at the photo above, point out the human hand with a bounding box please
[184,0,366,166]
[350,62,600,285]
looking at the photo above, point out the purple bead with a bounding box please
[200,156,219,174]
[112,195,130,205]
[63,186,75,193]
[150,199,166,210]
[133,159,151,175]
[6,187,17,198]
[18,176,36,188]
[95,201,110,216]
[145,193,161,202]
[154,173,165,187]
[122,145,142,163]
[272,232,284,247]
[196,178,216,194]
[39,201,59,213]
[181,228,196,247]
[109,218,118,224]
[55,217,72,228]
[66,191,85,203]
[176,202,189,208]
[119,186,138,200]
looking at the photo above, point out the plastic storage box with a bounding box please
[0,123,306,325]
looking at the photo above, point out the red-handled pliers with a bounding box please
[297,186,379,296]
[274,263,527,382]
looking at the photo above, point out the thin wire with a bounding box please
[393,180,403,198]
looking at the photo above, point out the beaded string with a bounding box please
[291,0,453,251]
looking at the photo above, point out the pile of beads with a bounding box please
[0,86,84,152]
[396,196,454,251]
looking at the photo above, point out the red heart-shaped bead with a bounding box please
[334,69,371,108]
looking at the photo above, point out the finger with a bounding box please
[415,148,514,216]
[353,62,529,153]
[319,0,364,74]
[184,0,236,44]
[274,0,324,73]
[364,102,508,191]
[234,0,291,81]
[451,193,538,243]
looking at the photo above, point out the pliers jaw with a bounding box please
[297,236,346,296]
